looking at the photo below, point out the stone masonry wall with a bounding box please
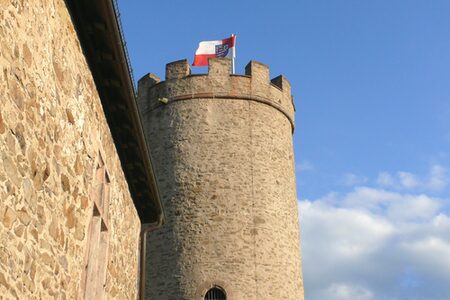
[0,1,141,298]
[138,58,304,300]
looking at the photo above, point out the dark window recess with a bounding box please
[205,287,226,300]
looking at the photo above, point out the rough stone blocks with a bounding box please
[138,58,304,299]
[0,1,141,298]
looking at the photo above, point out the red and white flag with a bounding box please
[193,35,236,67]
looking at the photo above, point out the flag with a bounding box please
[192,35,236,67]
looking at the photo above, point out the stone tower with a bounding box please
[137,58,304,299]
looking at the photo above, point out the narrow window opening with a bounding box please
[204,287,226,300]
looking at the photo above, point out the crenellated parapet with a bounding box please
[137,58,295,131]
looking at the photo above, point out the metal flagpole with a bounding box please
[231,33,236,74]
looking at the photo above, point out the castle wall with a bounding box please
[138,59,304,299]
[0,1,141,298]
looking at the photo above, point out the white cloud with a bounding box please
[301,198,393,258]
[401,237,450,279]
[299,187,450,300]
[376,172,394,187]
[343,187,442,221]
[320,283,374,300]
[375,164,449,192]
[340,172,368,186]
[398,171,419,189]
[427,165,448,192]
[296,160,315,172]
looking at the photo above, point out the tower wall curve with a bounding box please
[138,58,304,300]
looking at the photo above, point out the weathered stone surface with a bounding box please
[0,111,5,134]
[79,195,88,210]
[139,58,304,299]
[48,218,59,242]
[14,224,26,237]
[17,208,31,225]
[0,273,9,290]
[73,155,83,176]
[22,178,36,207]
[14,123,26,154]
[22,44,32,67]
[64,204,75,229]
[9,78,25,109]
[2,153,21,187]
[60,173,70,192]
[74,224,84,241]
[3,207,16,228]
[66,108,75,125]
[29,227,39,241]
[0,1,141,298]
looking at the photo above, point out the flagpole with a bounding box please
[231,33,236,74]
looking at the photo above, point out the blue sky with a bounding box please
[118,1,450,299]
